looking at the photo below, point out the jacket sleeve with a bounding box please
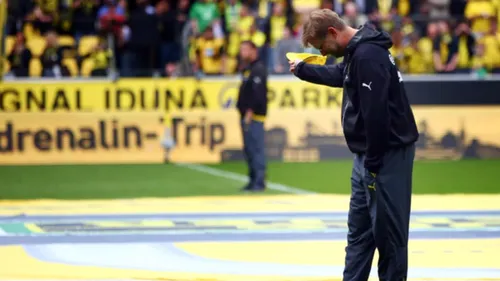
[250,66,268,112]
[355,58,391,173]
[294,61,345,87]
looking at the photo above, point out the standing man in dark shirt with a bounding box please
[7,33,32,77]
[126,0,160,77]
[289,9,419,281]
[237,41,268,192]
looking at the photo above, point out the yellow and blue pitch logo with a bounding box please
[218,82,240,109]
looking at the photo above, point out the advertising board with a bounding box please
[168,107,500,163]
[0,79,342,112]
[0,112,165,165]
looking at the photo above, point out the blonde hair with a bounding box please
[301,9,347,47]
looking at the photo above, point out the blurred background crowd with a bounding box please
[3,0,500,79]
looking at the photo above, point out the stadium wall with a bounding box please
[1,75,500,164]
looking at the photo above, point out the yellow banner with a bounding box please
[2,106,500,165]
[0,112,165,165]
[169,106,500,163]
[0,79,342,112]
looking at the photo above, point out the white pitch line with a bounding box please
[175,163,315,195]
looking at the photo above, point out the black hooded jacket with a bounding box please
[294,25,419,173]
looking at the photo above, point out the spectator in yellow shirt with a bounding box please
[236,22,266,72]
[238,5,255,41]
[374,0,399,32]
[264,2,288,71]
[454,22,476,73]
[269,2,287,48]
[193,26,226,75]
[465,0,495,35]
[480,22,500,72]
[224,4,251,61]
[224,5,256,74]
[80,37,112,77]
[404,32,433,74]
[244,22,266,49]
[417,22,439,69]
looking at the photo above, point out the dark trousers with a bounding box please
[240,119,266,188]
[343,144,415,281]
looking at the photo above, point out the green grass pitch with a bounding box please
[0,159,499,200]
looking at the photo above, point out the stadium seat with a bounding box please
[29,59,42,77]
[81,58,95,77]
[63,58,79,77]
[58,36,75,48]
[26,36,47,57]
[23,23,38,41]
[5,36,15,55]
[78,36,99,55]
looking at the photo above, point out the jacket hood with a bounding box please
[345,24,393,55]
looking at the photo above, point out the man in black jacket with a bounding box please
[237,41,268,192]
[289,9,419,281]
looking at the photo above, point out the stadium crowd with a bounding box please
[3,0,500,78]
